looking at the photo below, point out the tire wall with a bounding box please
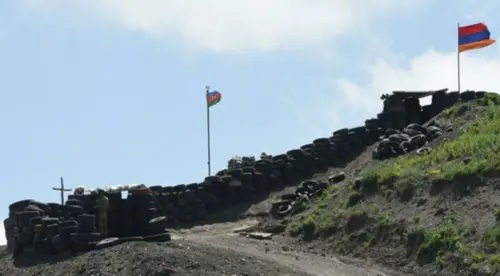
[3,89,485,253]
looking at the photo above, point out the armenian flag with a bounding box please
[458,23,495,53]
[207,90,221,107]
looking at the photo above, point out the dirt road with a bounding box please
[173,218,400,276]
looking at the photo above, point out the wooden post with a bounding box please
[52,177,72,205]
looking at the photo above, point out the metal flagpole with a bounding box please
[457,22,461,93]
[206,85,211,176]
[52,177,72,205]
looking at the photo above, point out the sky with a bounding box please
[2,0,500,245]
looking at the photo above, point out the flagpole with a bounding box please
[457,22,461,93]
[205,85,211,176]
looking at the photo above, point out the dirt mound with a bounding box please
[286,94,500,276]
[0,240,310,276]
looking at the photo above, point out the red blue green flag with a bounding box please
[207,90,221,107]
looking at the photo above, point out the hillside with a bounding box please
[2,90,499,276]
[286,93,500,276]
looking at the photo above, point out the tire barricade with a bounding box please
[4,89,486,255]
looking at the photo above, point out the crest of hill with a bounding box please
[288,93,500,276]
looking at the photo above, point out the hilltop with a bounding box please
[1,90,499,276]
[286,93,500,275]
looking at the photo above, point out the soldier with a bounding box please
[97,189,109,238]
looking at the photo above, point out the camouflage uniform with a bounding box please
[97,190,109,238]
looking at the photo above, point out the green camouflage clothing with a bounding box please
[98,193,109,238]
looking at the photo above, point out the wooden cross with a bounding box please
[52,177,72,205]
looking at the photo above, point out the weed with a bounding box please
[345,192,363,207]
[482,225,500,253]
[417,220,466,265]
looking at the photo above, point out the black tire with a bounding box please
[143,232,171,242]
[300,144,314,150]
[173,184,186,193]
[406,123,426,134]
[333,128,349,138]
[149,185,162,193]
[77,214,96,233]
[295,186,310,196]
[95,237,122,250]
[401,141,414,153]
[276,204,292,216]
[300,180,317,190]
[70,232,101,242]
[162,186,174,194]
[475,91,486,98]
[3,218,14,231]
[148,216,167,234]
[227,169,243,178]
[186,183,199,191]
[65,199,84,207]
[242,166,256,174]
[16,211,40,227]
[120,236,144,242]
[286,149,304,159]
[241,172,253,185]
[313,138,330,146]
[409,134,427,148]
[59,220,78,228]
[272,154,288,162]
[311,182,328,194]
[328,172,346,184]
[416,147,432,155]
[46,224,59,237]
[460,91,476,102]
[205,176,221,183]
[365,118,380,128]
[29,216,43,228]
[9,199,33,213]
[42,217,60,227]
[280,193,296,201]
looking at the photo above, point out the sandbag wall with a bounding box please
[4,89,487,254]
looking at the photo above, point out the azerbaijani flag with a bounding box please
[207,90,222,107]
[459,22,495,53]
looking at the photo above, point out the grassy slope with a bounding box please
[288,93,500,275]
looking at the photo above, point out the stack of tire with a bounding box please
[270,178,337,218]
[372,123,443,160]
[68,214,100,252]
[127,187,160,236]
[146,126,377,224]
[421,90,483,124]
[51,197,99,254]
[373,91,488,161]
[6,200,53,254]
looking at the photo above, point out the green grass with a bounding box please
[361,93,500,186]
[415,219,467,264]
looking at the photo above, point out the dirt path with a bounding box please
[172,218,398,276]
